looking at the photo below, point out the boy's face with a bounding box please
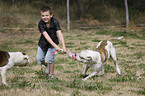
[41,11,52,24]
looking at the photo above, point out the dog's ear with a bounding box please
[22,52,26,55]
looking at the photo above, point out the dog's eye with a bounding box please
[22,52,26,55]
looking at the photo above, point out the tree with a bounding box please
[77,0,85,18]
[124,0,129,27]
[67,0,70,30]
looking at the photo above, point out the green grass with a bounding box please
[0,28,145,96]
[95,29,145,40]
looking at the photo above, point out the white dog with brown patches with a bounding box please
[0,51,29,86]
[75,36,123,80]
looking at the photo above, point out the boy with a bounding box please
[36,6,66,78]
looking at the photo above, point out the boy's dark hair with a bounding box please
[40,6,52,14]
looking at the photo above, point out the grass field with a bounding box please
[0,27,145,96]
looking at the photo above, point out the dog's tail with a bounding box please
[108,36,124,41]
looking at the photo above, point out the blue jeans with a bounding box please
[36,46,56,65]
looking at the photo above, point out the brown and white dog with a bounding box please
[75,36,123,80]
[0,51,29,86]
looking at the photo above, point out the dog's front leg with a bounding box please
[82,63,102,80]
[82,64,90,76]
[1,68,8,86]
[101,63,104,76]
[110,48,121,75]
[1,59,14,86]
[82,71,97,80]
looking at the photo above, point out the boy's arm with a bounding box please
[42,31,61,51]
[57,30,66,52]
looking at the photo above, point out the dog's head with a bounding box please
[75,53,81,61]
[75,53,87,62]
[75,50,93,63]
[14,52,29,67]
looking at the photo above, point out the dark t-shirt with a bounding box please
[38,17,61,51]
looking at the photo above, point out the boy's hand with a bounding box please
[63,48,66,53]
[55,46,66,53]
[57,49,65,53]
[55,46,61,52]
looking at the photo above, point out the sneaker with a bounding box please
[45,65,49,75]
[45,69,49,75]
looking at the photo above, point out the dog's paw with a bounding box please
[1,83,10,88]
[82,78,87,81]
[118,71,121,75]
[116,73,121,76]
[2,82,10,87]
[118,73,121,75]
[116,67,121,75]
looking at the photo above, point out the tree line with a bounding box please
[1,0,145,12]
[1,0,145,27]
[1,0,144,18]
